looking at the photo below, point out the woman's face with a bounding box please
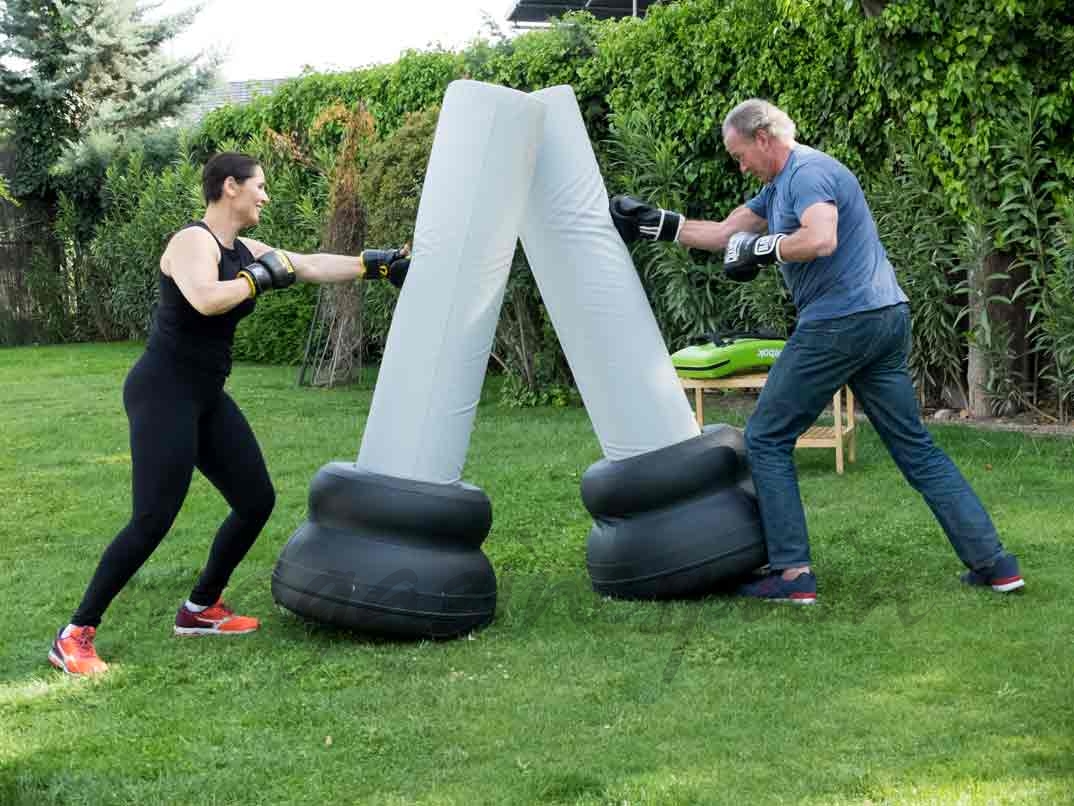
[231,166,269,226]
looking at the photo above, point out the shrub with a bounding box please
[89,148,204,338]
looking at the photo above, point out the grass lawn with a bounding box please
[2,342,1073,805]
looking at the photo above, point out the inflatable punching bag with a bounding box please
[272,81,545,637]
[519,86,766,598]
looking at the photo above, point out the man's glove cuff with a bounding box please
[761,233,785,264]
[725,232,785,266]
[639,209,684,242]
[746,233,785,264]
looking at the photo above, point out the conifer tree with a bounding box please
[0,0,218,198]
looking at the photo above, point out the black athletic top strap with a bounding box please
[145,221,257,377]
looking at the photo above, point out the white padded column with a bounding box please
[357,80,545,483]
[520,85,699,460]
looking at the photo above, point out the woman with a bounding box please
[49,152,410,675]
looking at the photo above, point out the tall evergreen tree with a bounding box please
[0,0,218,198]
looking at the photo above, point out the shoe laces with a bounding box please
[201,600,234,619]
[72,627,97,656]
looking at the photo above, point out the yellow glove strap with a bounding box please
[239,271,257,298]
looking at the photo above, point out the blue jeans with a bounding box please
[744,303,1008,571]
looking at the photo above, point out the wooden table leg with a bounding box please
[694,388,704,428]
[847,386,856,464]
[833,388,844,475]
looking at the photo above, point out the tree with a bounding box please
[304,102,377,388]
[858,0,1074,416]
[0,0,219,199]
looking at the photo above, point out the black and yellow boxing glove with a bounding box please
[359,248,410,289]
[239,250,297,297]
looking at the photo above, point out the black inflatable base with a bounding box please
[272,463,496,639]
[583,426,767,599]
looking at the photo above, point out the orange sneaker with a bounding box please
[174,600,260,635]
[49,626,109,676]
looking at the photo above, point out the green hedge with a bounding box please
[191,51,463,164]
[31,0,1074,410]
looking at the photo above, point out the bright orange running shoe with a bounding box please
[49,626,109,676]
[174,600,260,636]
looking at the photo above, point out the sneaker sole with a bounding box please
[174,626,258,636]
[744,594,817,605]
[48,648,107,675]
[992,577,1025,593]
[778,596,817,605]
[47,649,70,674]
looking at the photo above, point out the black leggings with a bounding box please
[72,350,275,627]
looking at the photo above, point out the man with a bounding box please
[610,99,1023,604]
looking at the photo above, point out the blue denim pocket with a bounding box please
[794,317,865,360]
[798,305,905,363]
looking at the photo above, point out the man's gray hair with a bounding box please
[722,99,797,143]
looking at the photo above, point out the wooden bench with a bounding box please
[680,372,857,474]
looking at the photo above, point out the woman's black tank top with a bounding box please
[146,221,257,377]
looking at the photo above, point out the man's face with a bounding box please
[723,128,775,183]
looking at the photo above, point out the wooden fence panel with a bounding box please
[0,146,54,345]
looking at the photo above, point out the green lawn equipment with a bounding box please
[671,330,787,379]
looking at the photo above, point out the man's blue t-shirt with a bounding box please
[744,145,907,323]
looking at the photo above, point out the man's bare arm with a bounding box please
[677,205,767,252]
